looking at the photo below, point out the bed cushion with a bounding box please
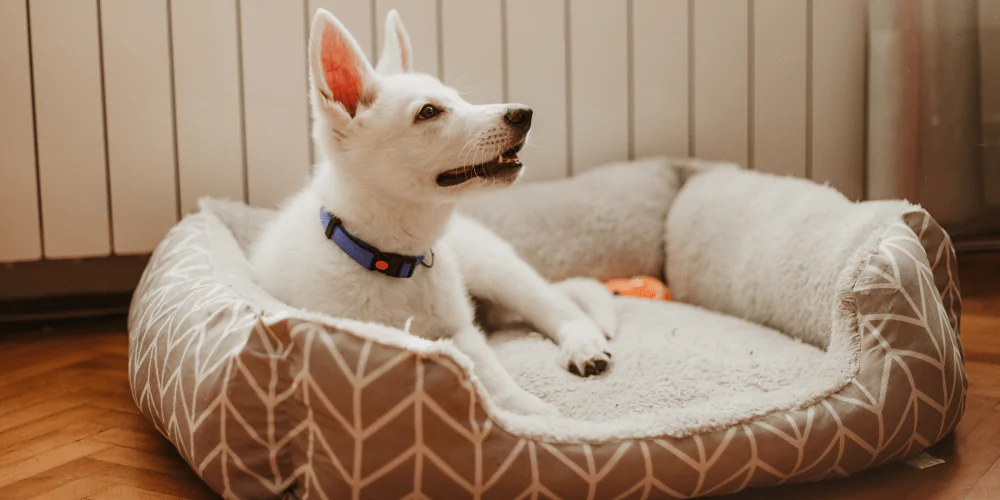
[666,168,914,349]
[459,156,680,282]
[490,298,833,428]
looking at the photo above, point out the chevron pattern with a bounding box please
[126,207,965,499]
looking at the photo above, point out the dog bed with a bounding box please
[128,158,965,499]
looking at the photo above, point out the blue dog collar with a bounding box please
[320,208,426,278]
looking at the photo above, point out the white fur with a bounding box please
[250,9,615,416]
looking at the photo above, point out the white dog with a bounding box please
[251,9,616,416]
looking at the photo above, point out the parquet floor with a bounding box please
[0,325,217,500]
[0,252,998,499]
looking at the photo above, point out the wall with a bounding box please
[0,0,871,264]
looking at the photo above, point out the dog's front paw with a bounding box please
[558,321,612,377]
[497,390,560,416]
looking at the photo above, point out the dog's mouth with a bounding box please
[436,141,525,187]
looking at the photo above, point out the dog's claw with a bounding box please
[570,357,609,377]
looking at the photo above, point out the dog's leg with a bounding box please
[447,216,613,376]
[552,278,618,339]
[453,325,559,416]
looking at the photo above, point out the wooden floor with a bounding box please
[0,253,998,499]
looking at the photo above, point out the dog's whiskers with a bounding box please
[457,134,481,168]
[457,135,478,162]
[457,131,487,170]
[471,144,488,181]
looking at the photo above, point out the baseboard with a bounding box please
[0,290,132,319]
[0,255,148,301]
[0,255,144,330]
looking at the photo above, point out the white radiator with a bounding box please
[0,0,870,263]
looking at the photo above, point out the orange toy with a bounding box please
[604,276,671,301]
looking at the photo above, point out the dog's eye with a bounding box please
[416,104,441,121]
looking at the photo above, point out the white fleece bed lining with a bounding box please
[204,198,862,442]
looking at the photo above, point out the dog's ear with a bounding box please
[309,9,377,122]
[375,9,413,75]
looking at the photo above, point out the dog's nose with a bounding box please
[503,106,533,131]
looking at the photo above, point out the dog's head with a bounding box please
[309,9,530,202]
